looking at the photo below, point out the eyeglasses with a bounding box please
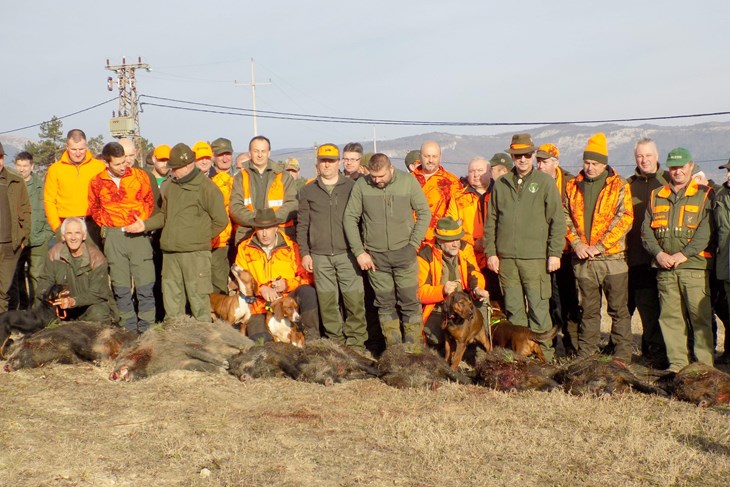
[342,158,361,163]
[514,152,534,160]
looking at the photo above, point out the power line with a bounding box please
[140,94,730,127]
[0,98,117,135]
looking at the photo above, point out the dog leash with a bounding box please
[486,302,494,350]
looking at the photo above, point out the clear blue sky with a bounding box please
[2,0,729,151]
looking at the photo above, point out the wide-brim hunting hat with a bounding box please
[167,143,195,169]
[506,133,536,155]
[252,208,281,228]
[434,217,465,242]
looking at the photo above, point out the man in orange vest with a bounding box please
[412,141,462,243]
[88,142,156,333]
[44,129,106,248]
[230,135,298,244]
[536,143,580,356]
[564,133,634,362]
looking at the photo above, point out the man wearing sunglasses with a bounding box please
[484,133,564,362]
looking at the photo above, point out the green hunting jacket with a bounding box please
[714,183,730,280]
[0,168,31,251]
[484,167,564,259]
[26,172,54,247]
[297,174,354,257]
[626,166,670,267]
[343,168,431,255]
[145,167,227,252]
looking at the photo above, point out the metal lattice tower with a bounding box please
[105,56,150,139]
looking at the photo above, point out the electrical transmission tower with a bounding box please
[105,56,150,140]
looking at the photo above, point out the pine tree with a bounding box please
[23,116,64,167]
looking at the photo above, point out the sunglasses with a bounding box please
[514,152,534,160]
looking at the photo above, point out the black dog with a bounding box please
[0,284,69,356]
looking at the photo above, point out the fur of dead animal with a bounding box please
[227,341,305,382]
[378,343,472,389]
[555,355,666,397]
[661,363,730,407]
[109,316,253,381]
[3,321,135,372]
[474,348,561,393]
[296,339,379,386]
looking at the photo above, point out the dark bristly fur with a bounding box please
[662,363,730,407]
[378,343,472,389]
[474,348,561,392]
[228,341,305,381]
[296,339,379,385]
[0,284,69,355]
[555,355,666,397]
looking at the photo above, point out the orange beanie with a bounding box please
[583,132,608,164]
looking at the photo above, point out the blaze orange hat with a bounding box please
[192,141,213,160]
[536,143,560,160]
[153,144,171,160]
[583,133,608,164]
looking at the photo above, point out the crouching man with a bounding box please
[35,217,117,323]
[235,208,319,341]
[417,217,489,347]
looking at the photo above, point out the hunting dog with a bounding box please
[210,265,257,331]
[441,291,492,371]
[489,305,558,363]
[265,295,305,348]
[0,284,70,357]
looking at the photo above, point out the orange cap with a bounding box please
[153,144,171,160]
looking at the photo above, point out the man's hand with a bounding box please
[301,255,313,273]
[124,216,146,234]
[357,252,375,272]
[547,256,561,272]
[574,242,591,260]
[270,277,287,294]
[670,252,688,267]
[259,285,279,303]
[472,287,489,301]
[443,280,459,296]
[655,251,675,269]
[53,297,76,309]
[487,256,500,274]
[586,245,601,258]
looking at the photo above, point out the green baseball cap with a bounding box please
[489,152,513,170]
[665,147,692,168]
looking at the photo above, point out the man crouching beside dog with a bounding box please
[234,208,319,342]
[417,217,489,349]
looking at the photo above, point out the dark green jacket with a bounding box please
[714,183,730,280]
[297,174,354,257]
[626,166,670,266]
[485,168,564,259]
[145,168,228,252]
[26,172,54,247]
[641,179,714,271]
[0,168,31,251]
[36,241,116,323]
[343,168,431,255]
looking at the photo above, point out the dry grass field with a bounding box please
[0,311,728,487]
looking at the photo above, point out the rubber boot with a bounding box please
[380,319,402,348]
[402,322,425,347]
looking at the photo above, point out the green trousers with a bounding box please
[210,245,230,294]
[162,250,213,322]
[498,257,554,361]
[312,252,367,350]
[657,268,714,371]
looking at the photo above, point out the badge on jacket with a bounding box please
[528,183,539,193]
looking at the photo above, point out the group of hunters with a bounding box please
[1,127,729,373]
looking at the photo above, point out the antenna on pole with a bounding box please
[234,58,271,136]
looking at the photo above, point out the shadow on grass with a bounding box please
[678,433,730,456]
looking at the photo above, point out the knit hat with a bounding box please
[489,152,513,170]
[583,133,608,164]
[317,143,339,160]
[192,141,213,160]
[666,147,692,168]
[167,143,195,169]
[506,133,536,155]
[210,137,233,155]
[153,144,171,161]
[405,150,421,170]
[434,217,465,242]
[251,208,281,228]
[536,143,560,160]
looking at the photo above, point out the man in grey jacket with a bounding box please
[343,153,431,347]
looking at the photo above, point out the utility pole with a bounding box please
[372,126,377,153]
[105,56,150,143]
[235,58,271,136]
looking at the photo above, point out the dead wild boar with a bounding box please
[110,316,253,381]
[3,321,135,372]
[296,339,379,386]
[665,362,730,407]
[474,348,561,392]
[555,355,666,397]
[378,343,472,389]
[228,341,305,382]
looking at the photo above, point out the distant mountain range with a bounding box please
[273,122,730,181]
